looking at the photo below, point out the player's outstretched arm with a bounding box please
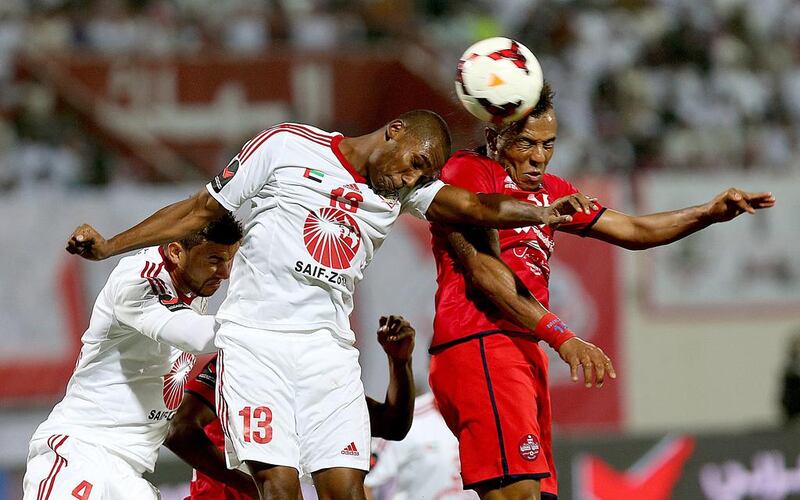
[425,185,597,228]
[446,226,615,387]
[579,188,775,250]
[367,315,415,441]
[66,189,228,260]
[164,393,259,497]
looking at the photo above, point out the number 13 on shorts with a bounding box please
[239,406,273,444]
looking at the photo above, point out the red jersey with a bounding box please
[430,150,605,350]
[183,356,254,500]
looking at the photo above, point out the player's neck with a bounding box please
[337,132,381,179]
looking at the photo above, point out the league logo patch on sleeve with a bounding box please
[159,293,190,312]
[211,157,240,193]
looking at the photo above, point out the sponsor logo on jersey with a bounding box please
[163,352,195,410]
[518,433,540,461]
[341,442,360,456]
[303,207,361,269]
[211,157,240,193]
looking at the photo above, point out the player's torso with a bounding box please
[35,248,200,471]
[219,131,403,338]
[496,174,556,291]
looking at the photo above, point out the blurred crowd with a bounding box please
[0,0,798,190]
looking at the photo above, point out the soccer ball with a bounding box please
[455,37,544,125]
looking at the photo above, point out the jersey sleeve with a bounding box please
[364,438,401,489]
[184,356,217,411]
[113,277,216,354]
[206,129,287,211]
[399,179,446,220]
[548,176,606,235]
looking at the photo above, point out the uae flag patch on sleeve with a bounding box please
[303,168,325,182]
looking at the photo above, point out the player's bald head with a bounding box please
[394,109,452,163]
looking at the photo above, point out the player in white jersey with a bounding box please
[25,214,242,500]
[65,110,595,499]
[366,392,478,500]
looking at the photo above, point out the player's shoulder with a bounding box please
[442,148,504,181]
[109,247,172,302]
[541,172,577,196]
[252,123,338,148]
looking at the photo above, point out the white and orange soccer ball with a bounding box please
[455,37,544,125]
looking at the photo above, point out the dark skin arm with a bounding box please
[367,315,416,441]
[66,189,227,260]
[574,188,776,250]
[446,226,615,387]
[163,392,259,498]
[425,185,597,228]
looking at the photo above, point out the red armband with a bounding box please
[534,313,576,349]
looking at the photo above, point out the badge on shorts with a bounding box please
[518,434,540,461]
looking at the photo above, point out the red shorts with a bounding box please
[429,333,557,497]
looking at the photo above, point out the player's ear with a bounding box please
[386,119,405,142]
[165,242,183,266]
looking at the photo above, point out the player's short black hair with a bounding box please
[179,212,243,250]
[491,81,555,138]
[398,109,452,158]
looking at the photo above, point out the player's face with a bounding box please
[173,241,239,297]
[496,109,557,191]
[367,124,444,196]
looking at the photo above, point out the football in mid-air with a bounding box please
[455,37,544,125]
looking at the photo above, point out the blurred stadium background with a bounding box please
[1,0,800,498]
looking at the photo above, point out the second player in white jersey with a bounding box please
[208,123,441,343]
[366,393,478,500]
[27,216,242,500]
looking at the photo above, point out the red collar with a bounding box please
[158,246,195,305]
[330,135,367,184]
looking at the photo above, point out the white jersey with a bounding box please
[206,123,444,343]
[32,247,208,473]
[366,393,478,500]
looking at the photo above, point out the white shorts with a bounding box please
[23,434,160,500]
[215,322,370,474]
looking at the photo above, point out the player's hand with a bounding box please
[542,193,599,227]
[557,337,616,388]
[378,315,415,363]
[66,224,112,261]
[704,188,775,222]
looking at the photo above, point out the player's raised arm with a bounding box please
[367,316,415,440]
[444,225,616,388]
[68,128,284,260]
[424,184,596,228]
[577,188,775,250]
[67,189,228,260]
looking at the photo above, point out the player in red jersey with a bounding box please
[428,83,776,500]
[164,315,417,500]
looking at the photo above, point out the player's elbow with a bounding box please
[381,419,412,441]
